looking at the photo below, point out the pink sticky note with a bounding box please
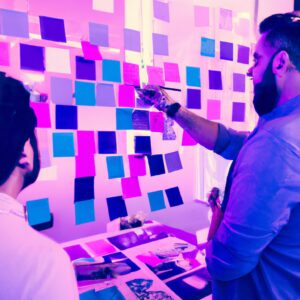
[36,128,51,168]
[30,102,51,128]
[137,253,163,267]
[235,18,250,37]
[77,131,96,156]
[164,62,180,82]
[207,99,221,120]
[182,131,197,146]
[195,6,210,27]
[219,8,233,31]
[147,66,165,86]
[0,42,10,66]
[123,62,140,86]
[85,239,117,256]
[121,177,142,199]
[75,155,96,178]
[118,84,135,107]
[150,111,164,132]
[81,41,102,60]
[128,155,146,177]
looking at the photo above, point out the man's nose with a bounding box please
[247,66,253,78]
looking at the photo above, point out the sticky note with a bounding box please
[135,136,151,154]
[128,155,146,177]
[186,67,201,87]
[150,111,164,132]
[148,190,166,211]
[152,33,169,56]
[124,28,141,52]
[187,89,201,109]
[137,253,164,267]
[194,6,209,27]
[93,0,114,13]
[182,131,197,146]
[26,198,51,226]
[36,129,51,168]
[219,8,233,31]
[0,9,29,38]
[75,199,95,225]
[81,41,102,60]
[165,186,183,207]
[232,102,245,122]
[153,0,170,22]
[106,156,125,179]
[207,99,221,120]
[201,37,215,57]
[77,131,96,156]
[102,60,121,83]
[220,41,233,61]
[98,131,117,154]
[164,62,180,82]
[132,110,150,130]
[39,16,66,42]
[96,286,125,300]
[96,83,116,107]
[75,155,96,178]
[74,176,95,202]
[30,102,51,128]
[235,18,250,37]
[89,22,109,47]
[118,85,135,107]
[147,154,165,176]
[80,290,98,300]
[106,196,128,221]
[147,66,165,86]
[45,47,71,74]
[209,70,223,90]
[121,177,142,198]
[76,56,96,80]
[238,45,250,64]
[75,81,96,106]
[64,244,91,261]
[123,62,140,86]
[233,73,246,92]
[165,151,183,173]
[50,77,73,105]
[20,44,45,72]
[55,105,78,129]
[85,239,117,257]
[116,108,133,130]
[53,132,75,157]
[0,41,10,66]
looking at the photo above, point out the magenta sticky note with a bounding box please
[195,6,210,27]
[81,41,102,60]
[85,239,117,257]
[207,99,221,120]
[77,131,96,156]
[164,62,180,82]
[118,84,135,107]
[147,66,165,86]
[128,155,146,177]
[0,41,10,66]
[136,253,163,267]
[121,177,142,199]
[30,102,51,128]
[123,62,140,86]
[75,155,96,178]
[182,131,197,146]
[150,112,164,132]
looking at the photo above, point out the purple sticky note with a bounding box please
[81,41,102,60]
[51,77,73,105]
[220,41,233,61]
[182,131,197,146]
[209,70,223,90]
[187,89,201,109]
[123,62,140,86]
[132,110,150,130]
[121,177,142,199]
[124,28,141,52]
[118,85,135,107]
[233,73,246,92]
[238,45,250,64]
[30,102,51,128]
[96,83,116,107]
[77,131,96,156]
[20,44,45,72]
[219,8,233,31]
[76,56,96,80]
[165,151,183,173]
[153,0,170,22]
[128,155,146,177]
[0,42,10,66]
[207,99,221,120]
[89,22,109,47]
[1,9,29,38]
[39,16,66,42]
[150,112,164,132]
[63,244,91,261]
[194,6,210,27]
[85,239,117,257]
[232,102,245,122]
[152,33,169,56]
[147,66,165,86]
[164,62,180,82]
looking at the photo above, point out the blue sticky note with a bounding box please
[51,77,73,105]
[0,9,29,38]
[209,70,223,90]
[80,290,98,300]
[116,108,133,130]
[96,286,125,300]
[165,186,183,207]
[26,198,51,226]
[132,110,150,130]
[75,81,96,106]
[186,66,201,87]
[74,177,95,202]
[220,41,233,61]
[148,190,166,211]
[89,22,109,47]
[106,196,128,221]
[76,56,96,80]
[106,156,125,179]
[55,105,78,129]
[96,83,116,107]
[39,16,66,42]
[20,44,45,72]
[75,199,95,225]
[135,136,152,154]
[201,37,215,57]
[165,151,183,173]
[98,131,117,154]
[102,60,121,83]
[53,132,75,157]
[124,28,141,52]
[187,89,201,109]
[147,154,165,176]
[152,33,169,56]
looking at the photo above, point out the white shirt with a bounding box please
[0,192,79,300]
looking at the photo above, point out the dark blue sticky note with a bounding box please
[51,77,73,105]
[232,102,245,122]
[165,151,183,173]
[209,70,223,90]
[98,131,117,154]
[201,37,215,57]
[102,60,121,83]
[96,286,125,300]
[106,196,128,221]
[220,41,233,61]
[55,105,78,129]
[106,156,125,179]
[26,198,51,226]
[74,176,94,202]
[75,199,95,225]
[96,83,116,107]
[233,73,245,92]
[132,110,150,130]
[39,16,66,42]
[186,66,201,87]
[20,44,45,72]
[124,28,141,52]
[165,186,183,207]
[53,132,75,157]
[187,89,201,109]
[76,56,96,80]
[147,154,165,176]
[75,81,96,106]
[89,22,109,47]
[237,45,250,64]
[135,136,152,154]
[116,108,133,130]
[148,190,166,211]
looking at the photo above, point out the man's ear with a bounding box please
[273,50,292,75]
[17,139,32,170]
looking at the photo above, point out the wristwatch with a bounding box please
[166,102,181,118]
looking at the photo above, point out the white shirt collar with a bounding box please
[0,192,26,219]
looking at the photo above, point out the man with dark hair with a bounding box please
[0,73,78,299]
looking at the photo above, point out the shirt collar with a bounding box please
[0,192,26,219]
